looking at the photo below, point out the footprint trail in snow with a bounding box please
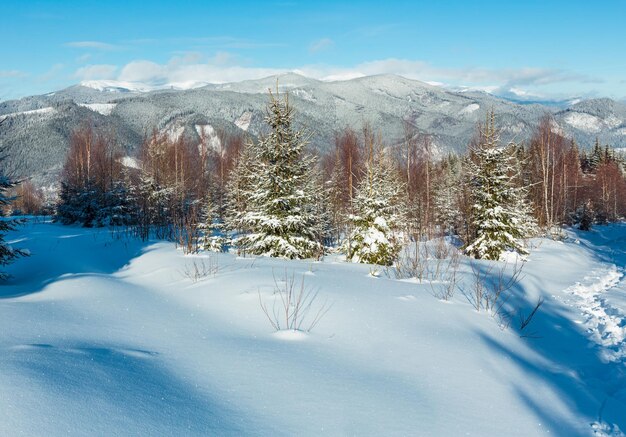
[565,265,626,363]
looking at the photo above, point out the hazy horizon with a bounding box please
[2,0,625,102]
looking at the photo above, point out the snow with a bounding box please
[121,156,140,169]
[505,122,526,134]
[565,266,625,363]
[564,112,603,133]
[605,115,622,129]
[234,111,252,131]
[78,103,117,116]
[499,249,526,264]
[459,103,480,115]
[0,220,625,435]
[80,80,210,93]
[80,80,154,93]
[0,107,56,119]
[165,125,185,143]
[272,330,308,341]
[551,119,566,135]
[425,80,445,87]
[291,88,317,102]
[195,124,222,151]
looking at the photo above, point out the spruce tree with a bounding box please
[235,89,322,259]
[326,151,349,245]
[576,199,595,231]
[346,144,404,266]
[465,113,536,260]
[433,153,462,236]
[224,139,257,239]
[198,194,227,252]
[589,137,603,171]
[0,219,27,279]
[0,152,28,277]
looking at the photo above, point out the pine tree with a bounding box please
[346,144,404,266]
[235,89,323,259]
[465,113,536,261]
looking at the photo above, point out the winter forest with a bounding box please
[2,86,626,435]
[2,1,626,436]
[8,89,623,263]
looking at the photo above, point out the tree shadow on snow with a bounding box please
[477,276,626,436]
[0,220,155,299]
[1,341,263,436]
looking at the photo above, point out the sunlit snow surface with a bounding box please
[0,219,625,436]
[77,103,117,116]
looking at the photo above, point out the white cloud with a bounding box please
[171,36,284,50]
[76,53,93,63]
[70,55,604,101]
[316,71,364,82]
[39,64,64,82]
[299,58,600,89]
[74,64,118,80]
[0,70,24,78]
[118,61,166,83]
[115,55,283,87]
[309,38,334,53]
[425,81,445,87]
[65,41,119,50]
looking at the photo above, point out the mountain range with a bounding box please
[2,73,626,187]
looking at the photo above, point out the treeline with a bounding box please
[51,90,626,263]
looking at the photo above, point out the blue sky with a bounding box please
[1,0,625,101]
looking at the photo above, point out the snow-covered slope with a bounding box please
[1,220,625,435]
[80,80,157,93]
[77,103,117,116]
[3,74,626,187]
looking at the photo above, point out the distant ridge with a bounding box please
[2,73,626,187]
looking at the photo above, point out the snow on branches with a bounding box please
[464,112,536,261]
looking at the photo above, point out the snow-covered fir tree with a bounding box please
[0,151,28,278]
[223,139,258,242]
[56,181,101,227]
[433,153,462,236]
[234,89,323,259]
[325,151,349,245]
[575,199,595,231]
[134,171,174,239]
[346,143,404,266]
[310,166,334,248]
[100,180,134,227]
[465,113,536,261]
[198,194,227,252]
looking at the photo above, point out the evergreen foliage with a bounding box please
[346,145,404,266]
[198,195,228,252]
[232,89,323,259]
[465,113,536,261]
[575,200,595,231]
[0,145,28,278]
[433,153,462,236]
[223,140,257,240]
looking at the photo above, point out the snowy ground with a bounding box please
[0,219,625,436]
